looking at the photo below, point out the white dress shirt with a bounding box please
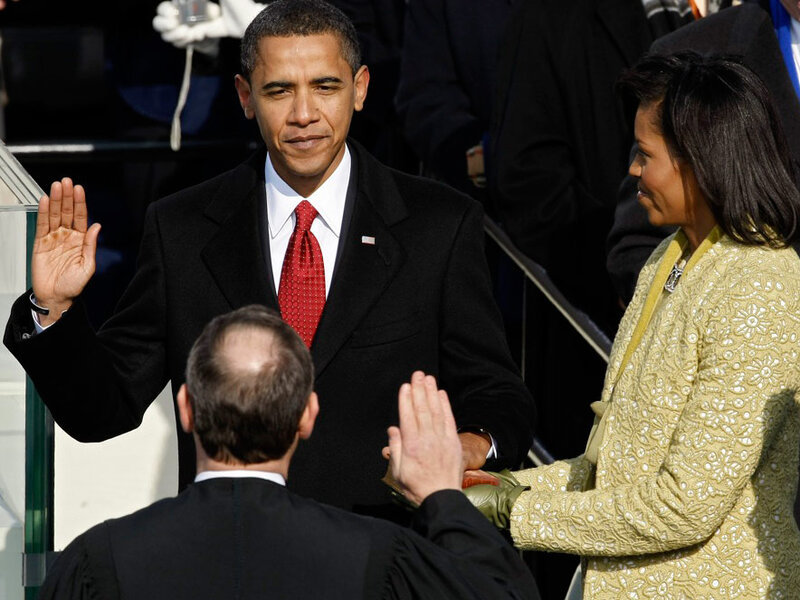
[266,147,351,298]
[194,469,286,485]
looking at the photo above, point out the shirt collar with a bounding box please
[792,13,800,44]
[265,146,351,240]
[194,470,286,486]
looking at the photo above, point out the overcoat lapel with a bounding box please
[311,144,407,376]
[200,153,279,312]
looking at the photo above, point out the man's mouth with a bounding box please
[285,135,326,150]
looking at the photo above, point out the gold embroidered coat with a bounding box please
[510,231,800,599]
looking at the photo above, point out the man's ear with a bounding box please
[177,384,195,434]
[353,65,369,113]
[234,74,255,119]
[298,392,319,440]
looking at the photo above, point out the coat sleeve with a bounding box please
[437,200,535,469]
[513,455,594,491]
[38,525,120,600]
[3,204,169,442]
[373,490,540,600]
[509,261,800,555]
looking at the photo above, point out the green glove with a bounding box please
[462,469,529,529]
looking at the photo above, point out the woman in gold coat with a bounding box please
[471,53,800,598]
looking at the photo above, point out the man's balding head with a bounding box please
[184,305,314,464]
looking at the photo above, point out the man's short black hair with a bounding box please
[185,305,314,464]
[240,0,362,80]
[617,52,799,247]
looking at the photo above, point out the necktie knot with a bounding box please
[294,200,318,232]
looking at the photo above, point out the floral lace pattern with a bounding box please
[510,235,800,599]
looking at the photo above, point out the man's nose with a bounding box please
[291,90,318,126]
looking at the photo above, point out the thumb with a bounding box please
[387,426,402,477]
[82,223,101,273]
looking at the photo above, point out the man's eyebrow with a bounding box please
[311,76,344,85]
[262,81,293,91]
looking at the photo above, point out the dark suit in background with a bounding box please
[490,0,658,334]
[38,479,539,600]
[5,141,534,514]
[395,0,513,201]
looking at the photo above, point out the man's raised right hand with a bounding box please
[32,178,101,326]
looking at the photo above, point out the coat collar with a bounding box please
[200,148,279,313]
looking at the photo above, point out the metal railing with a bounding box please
[482,217,613,467]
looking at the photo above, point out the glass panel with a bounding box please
[0,144,49,599]
[0,142,44,208]
[0,208,35,600]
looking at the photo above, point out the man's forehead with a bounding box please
[252,33,348,72]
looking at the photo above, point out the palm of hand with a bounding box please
[33,227,95,302]
[30,178,100,316]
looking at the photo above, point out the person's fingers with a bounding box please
[61,179,75,230]
[161,25,194,44]
[438,389,458,437]
[387,426,402,477]
[423,375,445,435]
[72,185,88,233]
[35,195,50,239]
[153,14,180,33]
[48,180,62,233]
[397,382,417,438]
[82,223,102,275]
[410,371,432,432]
[156,0,179,17]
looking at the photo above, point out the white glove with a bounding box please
[153,2,226,53]
[153,0,264,50]
[220,0,266,38]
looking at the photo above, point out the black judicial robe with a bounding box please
[38,479,540,600]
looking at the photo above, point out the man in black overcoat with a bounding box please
[3,0,534,516]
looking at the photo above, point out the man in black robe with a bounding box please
[37,305,540,600]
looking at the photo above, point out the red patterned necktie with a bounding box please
[278,200,326,348]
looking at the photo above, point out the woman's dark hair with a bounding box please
[617,51,800,246]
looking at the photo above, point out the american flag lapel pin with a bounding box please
[361,235,376,245]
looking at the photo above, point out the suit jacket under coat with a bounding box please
[4,140,534,511]
[37,479,540,600]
